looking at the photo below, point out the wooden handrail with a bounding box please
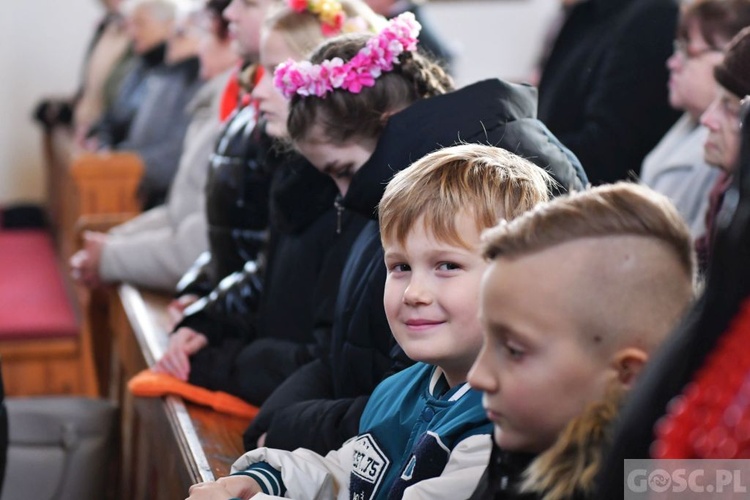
[111,284,249,498]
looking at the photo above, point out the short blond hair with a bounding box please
[482,182,695,278]
[378,144,555,248]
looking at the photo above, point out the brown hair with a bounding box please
[482,182,694,278]
[677,0,750,49]
[378,144,554,249]
[287,32,454,144]
[205,0,231,41]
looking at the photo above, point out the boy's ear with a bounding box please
[610,348,648,388]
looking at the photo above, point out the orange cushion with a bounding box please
[0,230,78,340]
[128,369,259,419]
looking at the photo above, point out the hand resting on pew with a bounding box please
[187,475,263,499]
[152,326,208,381]
[69,231,108,288]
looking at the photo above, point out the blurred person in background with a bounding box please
[536,0,680,184]
[70,0,238,292]
[640,0,750,239]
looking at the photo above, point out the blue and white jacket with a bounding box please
[231,362,493,499]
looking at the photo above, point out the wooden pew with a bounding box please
[110,284,250,499]
[1,125,145,398]
[44,125,144,262]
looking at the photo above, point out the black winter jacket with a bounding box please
[185,151,369,406]
[174,104,270,304]
[537,0,680,184]
[243,78,589,455]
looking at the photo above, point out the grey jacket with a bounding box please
[640,113,720,239]
[99,69,232,291]
[117,56,202,208]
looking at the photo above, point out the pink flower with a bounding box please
[272,13,422,98]
[342,67,375,93]
[322,58,347,88]
[289,0,309,12]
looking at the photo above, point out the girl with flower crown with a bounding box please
[154,0,384,407]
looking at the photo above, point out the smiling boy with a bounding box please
[468,182,696,499]
[186,144,553,500]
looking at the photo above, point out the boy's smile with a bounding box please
[383,212,488,388]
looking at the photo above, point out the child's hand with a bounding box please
[187,475,263,499]
[153,327,208,381]
[167,294,200,330]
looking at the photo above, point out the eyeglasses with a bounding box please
[672,39,722,60]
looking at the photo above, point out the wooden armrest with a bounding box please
[69,152,145,217]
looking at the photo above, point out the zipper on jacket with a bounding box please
[334,195,344,234]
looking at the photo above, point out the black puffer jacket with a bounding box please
[243,78,589,455]
[185,151,369,405]
[174,104,271,303]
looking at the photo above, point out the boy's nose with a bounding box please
[402,278,431,305]
[468,347,498,394]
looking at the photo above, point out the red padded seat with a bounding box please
[0,230,78,340]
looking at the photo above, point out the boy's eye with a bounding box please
[437,262,460,271]
[389,263,410,273]
[504,342,524,360]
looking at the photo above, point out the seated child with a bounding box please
[467,182,696,499]
[186,143,555,499]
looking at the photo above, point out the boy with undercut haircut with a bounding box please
[468,182,696,500]
[186,143,554,500]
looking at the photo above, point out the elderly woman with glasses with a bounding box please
[640,0,750,239]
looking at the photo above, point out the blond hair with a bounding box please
[378,144,555,248]
[482,182,695,278]
[264,0,386,60]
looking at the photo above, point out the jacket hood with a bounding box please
[343,78,588,219]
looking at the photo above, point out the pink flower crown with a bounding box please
[273,12,421,98]
[289,0,346,36]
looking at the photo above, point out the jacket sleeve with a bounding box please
[401,434,493,499]
[99,210,208,291]
[108,205,169,236]
[263,395,370,455]
[174,258,263,345]
[243,358,334,451]
[554,1,678,183]
[230,442,354,499]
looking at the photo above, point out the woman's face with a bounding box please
[197,13,237,80]
[667,21,725,120]
[295,123,377,196]
[252,28,296,138]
